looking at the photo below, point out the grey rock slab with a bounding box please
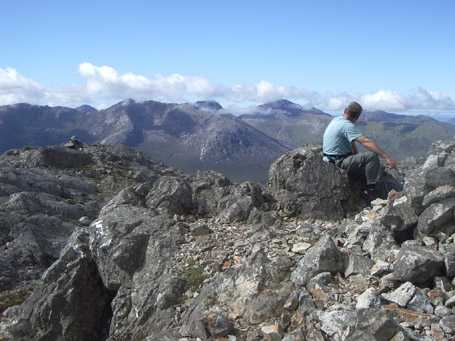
[393,245,444,285]
[435,305,451,317]
[319,310,357,338]
[403,169,427,214]
[217,196,254,223]
[422,185,455,208]
[290,242,311,254]
[422,154,439,170]
[417,198,455,235]
[356,288,381,310]
[425,167,455,190]
[362,224,398,261]
[444,244,455,278]
[381,282,416,307]
[8,230,111,341]
[439,315,455,334]
[112,233,149,274]
[146,176,193,214]
[345,253,374,277]
[291,235,345,286]
[346,309,401,341]
[381,195,418,232]
[370,260,392,277]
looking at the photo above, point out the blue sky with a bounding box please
[1,0,454,112]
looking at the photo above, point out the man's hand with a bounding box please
[385,157,398,169]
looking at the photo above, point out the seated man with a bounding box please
[322,101,397,200]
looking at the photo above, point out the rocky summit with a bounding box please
[4,141,455,340]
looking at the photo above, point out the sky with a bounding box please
[0,0,454,113]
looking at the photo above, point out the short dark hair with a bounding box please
[344,101,363,120]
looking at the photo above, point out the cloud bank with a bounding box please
[0,62,454,113]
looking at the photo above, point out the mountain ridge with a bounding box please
[1,98,455,181]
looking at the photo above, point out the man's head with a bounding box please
[344,101,363,122]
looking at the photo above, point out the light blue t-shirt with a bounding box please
[322,116,363,156]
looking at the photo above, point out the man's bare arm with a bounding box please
[356,136,397,169]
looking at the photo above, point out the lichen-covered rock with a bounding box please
[268,146,365,219]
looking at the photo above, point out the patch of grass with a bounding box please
[0,288,32,314]
[183,259,207,291]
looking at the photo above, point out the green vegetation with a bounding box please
[183,258,207,291]
[0,287,32,313]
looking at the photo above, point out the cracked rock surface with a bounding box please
[5,141,455,340]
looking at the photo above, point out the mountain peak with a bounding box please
[75,105,97,113]
[193,100,223,111]
[258,99,303,113]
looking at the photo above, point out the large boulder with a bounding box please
[8,230,111,341]
[416,198,455,235]
[146,176,193,215]
[392,245,444,285]
[268,146,365,219]
[380,195,418,234]
[191,170,232,216]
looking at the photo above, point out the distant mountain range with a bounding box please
[0,100,289,182]
[1,99,454,181]
[242,100,455,160]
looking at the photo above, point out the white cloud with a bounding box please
[361,90,408,112]
[0,63,454,114]
[0,67,45,105]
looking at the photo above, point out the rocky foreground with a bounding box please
[2,142,455,340]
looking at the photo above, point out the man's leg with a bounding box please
[339,151,381,186]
